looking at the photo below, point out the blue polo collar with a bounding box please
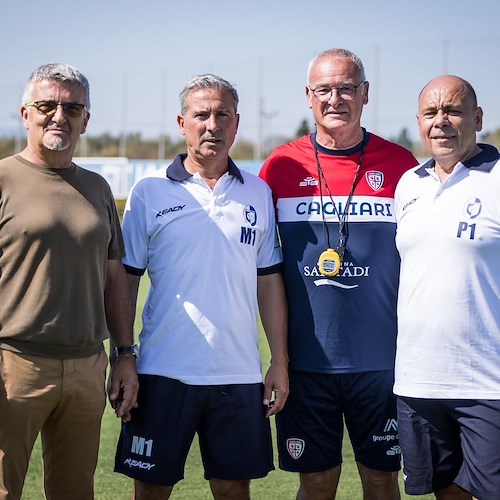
[166,154,244,183]
[415,143,500,177]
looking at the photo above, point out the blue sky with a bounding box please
[2,0,500,149]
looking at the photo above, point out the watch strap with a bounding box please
[113,345,138,358]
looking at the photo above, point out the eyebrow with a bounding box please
[421,102,462,112]
[191,107,233,113]
[314,81,356,87]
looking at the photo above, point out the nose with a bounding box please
[434,110,450,127]
[206,114,219,132]
[326,88,343,105]
[50,104,68,124]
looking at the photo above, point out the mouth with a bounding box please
[325,109,348,117]
[431,135,454,141]
[46,128,69,135]
[203,137,221,144]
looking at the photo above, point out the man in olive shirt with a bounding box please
[0,63,138,500]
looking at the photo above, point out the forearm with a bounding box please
[258,272,289,415]
[106,262,140,419]
[257,273,288,366]
[105,260,135,347]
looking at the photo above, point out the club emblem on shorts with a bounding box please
[243,205,257,226]
[365,170,384,191]
[286,438,305,459]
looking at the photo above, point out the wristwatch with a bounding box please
[113,344,139,358]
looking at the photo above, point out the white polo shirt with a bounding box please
[394,144,500,399]
[122,154,282,385]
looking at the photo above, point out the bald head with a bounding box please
[419,75,477,109]
[416,74,483,174]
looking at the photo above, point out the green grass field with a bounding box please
[21,277,432,499]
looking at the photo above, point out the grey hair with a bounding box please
[22,63,91,109]
[307,48,366,84]
[179,74,239,114]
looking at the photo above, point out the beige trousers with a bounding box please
[0,349,107,500]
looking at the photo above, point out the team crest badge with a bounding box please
[365,170,384,191]
[286,438,305,460]
[464,197,482,219]
[243,205,257,226]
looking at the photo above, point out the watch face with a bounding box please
[318,249,342,277]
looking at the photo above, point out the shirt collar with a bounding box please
[415,143,500,177]
[166,153,244,183]
[311,128,370,156]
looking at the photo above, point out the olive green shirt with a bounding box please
[0,155,124,358]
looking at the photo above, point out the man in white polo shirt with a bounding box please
[394,75,500,499]
[114,74,289,500]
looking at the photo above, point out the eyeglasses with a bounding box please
[25,101,87,118]
[308,82,366,102]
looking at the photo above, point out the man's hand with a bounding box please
[263,360,289,418]
[107,355,139,422]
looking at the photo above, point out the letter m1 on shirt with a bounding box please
[240,226,256,246]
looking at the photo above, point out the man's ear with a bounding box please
[475,107,483,132]
[21,106,30,131]
[306,86,315,110]
[80,111,90,134]
[362,81,369,105]
[177,114,186,136]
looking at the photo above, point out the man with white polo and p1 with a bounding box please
[395,75,500,499]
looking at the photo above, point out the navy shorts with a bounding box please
[397,397,500,499]
[115,375,274,486]
[276,370,400,473]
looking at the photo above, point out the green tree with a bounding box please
[231,139,255,159]
[0,137,24,159]
[295,118,311,138]
[390,127,413,151]
[481,129,500,150]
